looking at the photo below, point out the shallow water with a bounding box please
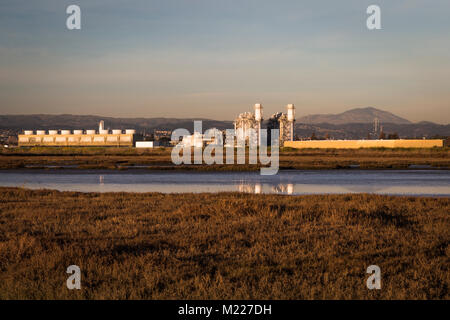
[0,169,449,196]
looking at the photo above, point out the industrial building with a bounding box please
[178,132,220,148]
[234,103,296,146]
[284,139,444,149]
[233,103,444,149]
[18,121,139,147]
[135,141,160,148]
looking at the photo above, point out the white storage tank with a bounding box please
[136,141,155,148]
[73,130,83,135]
[86,130,96,135]
[112,129,122,134]
[24,130,34,135]
[48,130,58,135]
[36,130,46,135]
[125,129,136,134]
[61,130,71,135]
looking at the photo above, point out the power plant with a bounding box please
[234,103,296,146]
[15,105,444,149]
[18,121,139,147]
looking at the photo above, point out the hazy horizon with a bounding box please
[1,1,449,124]
[0,105,448,125]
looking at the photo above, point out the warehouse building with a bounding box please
[18,121,140,147]
[284,139,444,149]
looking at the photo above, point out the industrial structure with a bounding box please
[18,121,139,147]
[178,132,220,148]
[234,103,296,146]
[16,106,445,150]
[284,139,444,149]
[234,110,260,146]
[135,141,159,148]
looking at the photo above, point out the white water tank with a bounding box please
[36,130,46,135]
[125,129,136,134]
[48,130,58,135]
[86,130,96,135]
[254,103,263,122]
[136,141,155,148]
[24,130,34,135]
[112,129,122,134]
[73,130,83,135]
[287,104,295,121]
[61,130,71,135]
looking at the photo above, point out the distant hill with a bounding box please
[0,111,448,140]
[294,122,450,140]
[0,114,232,132]
[297,107,412,125]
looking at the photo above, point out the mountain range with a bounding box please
[0,114,232,133]
[0,107,448,139]
[297,107,411,125]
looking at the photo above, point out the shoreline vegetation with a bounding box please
[0,146,449,170]
[0,187,448,299]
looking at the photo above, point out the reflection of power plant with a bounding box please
[234,103,295,146]
[237,182,294,194]
[238,182,262,194]
[271,183,294,194]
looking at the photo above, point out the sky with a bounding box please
[0,0,449,123]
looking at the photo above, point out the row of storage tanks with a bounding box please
[23,129,136,135]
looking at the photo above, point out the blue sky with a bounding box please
[0,0,449,122]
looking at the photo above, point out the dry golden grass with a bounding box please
[0,187,448,299]
[0,146,449,170]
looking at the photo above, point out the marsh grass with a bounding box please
[0,187,448,299]
[0,147,449,170]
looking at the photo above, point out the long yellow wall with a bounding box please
[284,139,444,149]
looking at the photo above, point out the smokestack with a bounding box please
[99,120,105,132]
[254,103,263,122]
[254,103,263,146]
[287,104,295,141]
[287,104,295,122]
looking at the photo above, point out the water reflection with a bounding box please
[0,170,448,196]
[267,183,294,194]
[238,182,260,194]
[235,178,297,195]
[236,180,449,196]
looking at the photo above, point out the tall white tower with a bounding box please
[99,120,105,132]
[287,104,295,141]
[254,103,263,146]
